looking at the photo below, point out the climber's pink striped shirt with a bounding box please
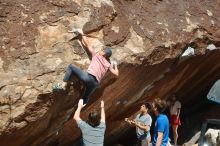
[87,53,112,83]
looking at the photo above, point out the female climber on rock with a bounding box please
[53,29,119,104]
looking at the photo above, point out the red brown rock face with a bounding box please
[0,0,220,146]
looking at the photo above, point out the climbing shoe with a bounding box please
[52,83,66,91]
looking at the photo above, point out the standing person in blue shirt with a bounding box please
[151,98,169,146]
[125,103,152,146]
[73,99,106,146]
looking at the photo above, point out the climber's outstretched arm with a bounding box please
[79,34,95,57]
[100,100,105,123]
[74,99,85,121]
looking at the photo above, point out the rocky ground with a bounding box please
[0,0,220,146]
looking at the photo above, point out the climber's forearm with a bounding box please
[109,67,119,76]
[80,35,95,56]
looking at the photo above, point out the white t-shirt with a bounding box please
[135,113,152,140]
[170,101,181,115]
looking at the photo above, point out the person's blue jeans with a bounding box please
[63,64,98,104]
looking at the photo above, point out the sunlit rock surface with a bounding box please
[0,0,220,146]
